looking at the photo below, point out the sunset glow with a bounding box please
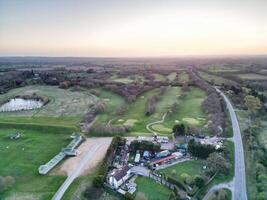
[0,0,267,57]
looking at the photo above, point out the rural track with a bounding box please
[51,141,110,200]
[146,112,167,135]
[203,88,247,200]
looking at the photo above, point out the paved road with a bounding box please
[203,182,233,200]
[52,141,110,200]
[216,88,247,200]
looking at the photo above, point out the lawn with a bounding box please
[112,88,159,133]
[0,126,73,200]
[163,87,207,130]
[158,160,204,179]
[135,177,172,200]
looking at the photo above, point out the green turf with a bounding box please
[0,127,73,199]
[135,177,172,200]
[91,88,125,126]
[158,160,204,179]
[163,87,207,130]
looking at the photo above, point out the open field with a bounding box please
[0,126,73,200]
[106,86,208,136]
[153,73,166,81]
[236,73,267,80]
[0,85,97,127]
[167,72,177,81]
[109,74,145,84]
[178,71,189,83]
[91,88,125,126]
[199,71,237,86]
[135,177,172,200]
[163,87,207,130]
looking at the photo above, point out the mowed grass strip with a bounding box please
[0,127,72,199]
[158,160,204,179]
[135,177,172,200]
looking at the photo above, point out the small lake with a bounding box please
[0,98,44,112]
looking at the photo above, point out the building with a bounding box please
[156,150,170,158]
[134,153,141,163]
[108,165,131,189]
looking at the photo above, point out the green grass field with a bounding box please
[0,126,73,200]
[163,87,207,130]
[153,73,166,81]
[178,71,189,83]
[109,74,145,83]
[91,88,126,126]
[199,71,237,86]
[237,73,267,80]
[0,85,97,127]
[135,177,172,200]
[158,160,204,179]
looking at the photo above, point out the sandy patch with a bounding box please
[123,119,138,127]
[59,137,112,176]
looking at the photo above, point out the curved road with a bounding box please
[208,88,247,200]
[52,141,110,200]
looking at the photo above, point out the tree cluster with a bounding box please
[188,139,216,159]
[89,124,131,136]
[202,92,225,135]
[129,140,160,153]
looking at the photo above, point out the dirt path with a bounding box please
[146,112,168,135]
[60,137,112,176]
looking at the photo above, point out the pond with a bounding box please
[0,98,44,112]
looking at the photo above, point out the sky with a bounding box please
[0,0,267,57]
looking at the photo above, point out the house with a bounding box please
[143,151,150,159]
[108,165,131,189]
[176,143,188,154]
[156,150,170,158]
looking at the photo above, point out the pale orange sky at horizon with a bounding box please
[0,0,267,57]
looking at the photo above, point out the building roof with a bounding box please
[114,165,130,181]
[152,154,176,165]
